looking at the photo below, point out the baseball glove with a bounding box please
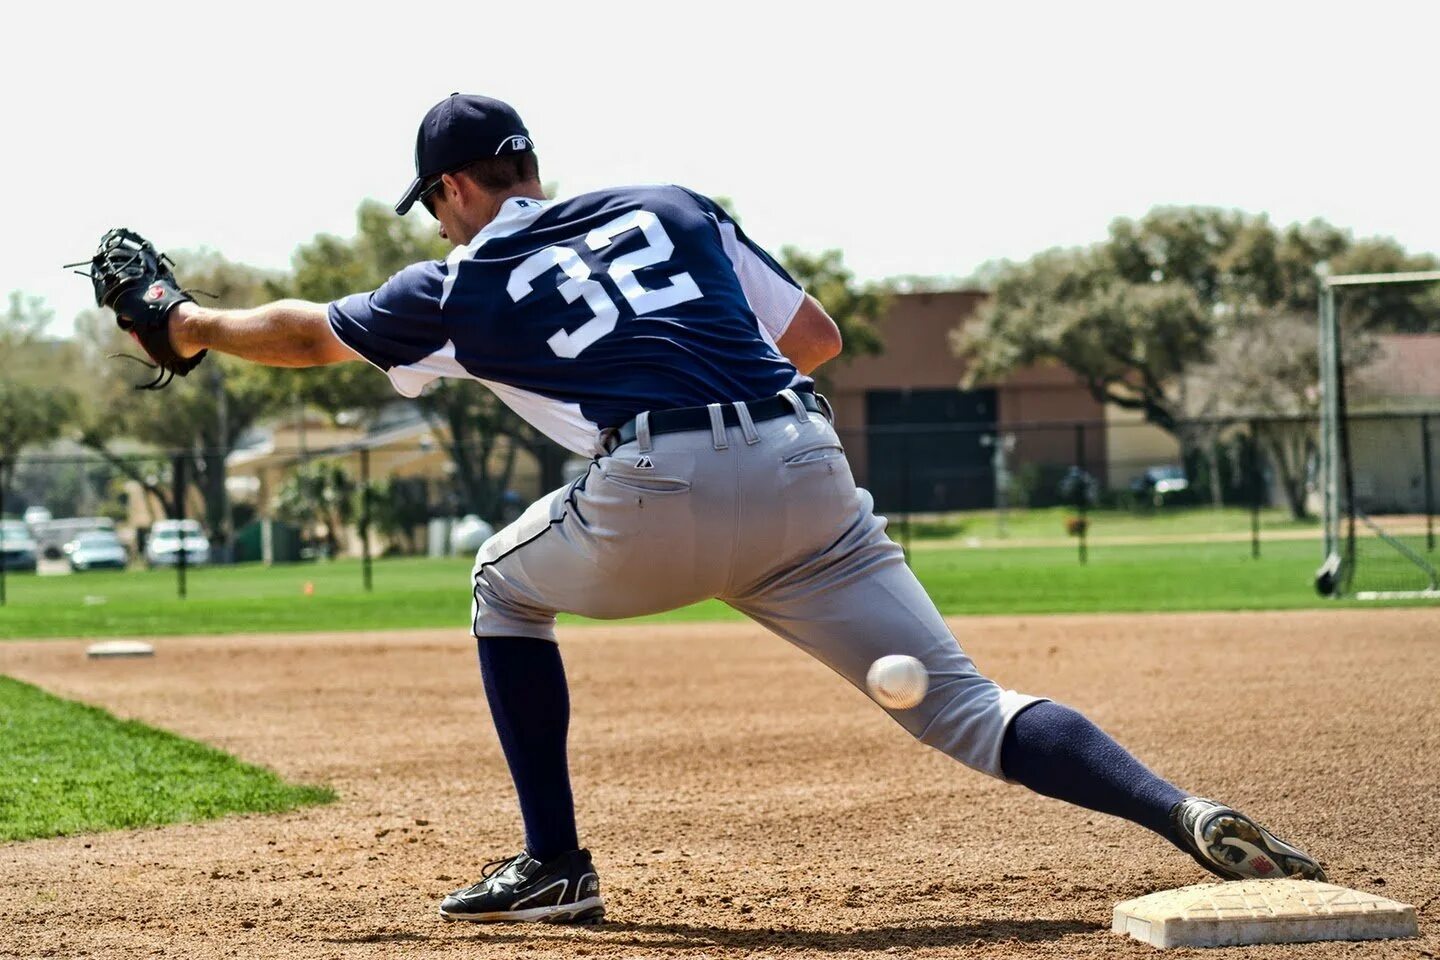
[68,228,205,389]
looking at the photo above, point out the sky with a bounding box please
[4,1,1438,336]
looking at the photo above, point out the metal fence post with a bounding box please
[360,447,373,593]
[1423,414,1435,553]
[1248,422,1261,560]
[1074,423,1088,565]
[0,457,7,607]
[174,456,188,601]
[899,427,912,564]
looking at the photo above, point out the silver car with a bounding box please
[0,520,38,572]
[145,519,211,567]
[66,531,129,572]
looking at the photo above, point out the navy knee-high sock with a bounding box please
[1000,701,1188,847]
[477,636,579,862]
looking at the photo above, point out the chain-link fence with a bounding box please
[1,411,1434,603]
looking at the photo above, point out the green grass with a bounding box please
[900,505,1317,543]
[0,677,333,842]
[1,533,1425,641]
[908,538,1330,614]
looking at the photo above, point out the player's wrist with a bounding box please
[167,300,207,359]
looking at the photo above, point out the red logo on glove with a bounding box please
[144,283,166,302]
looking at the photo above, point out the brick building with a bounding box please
[823,290,1172,511]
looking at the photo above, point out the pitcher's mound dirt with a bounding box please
[1,608,1436,959]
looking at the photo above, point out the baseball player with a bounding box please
[126,94,1323,924]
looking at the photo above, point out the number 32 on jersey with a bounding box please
[505,209,703,359]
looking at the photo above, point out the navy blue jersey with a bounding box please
[329,185,810,454]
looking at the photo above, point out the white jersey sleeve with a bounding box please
[717,222,806,341]
[679,187,806,342]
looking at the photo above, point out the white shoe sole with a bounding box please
[1194,807,1325,882]
[439,895,606,924]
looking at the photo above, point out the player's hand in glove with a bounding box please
[69,228,206,389]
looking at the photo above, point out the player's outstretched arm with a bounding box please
[168,300,362,368]
[777,295,843,375]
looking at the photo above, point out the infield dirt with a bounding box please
[1,608,1436,959]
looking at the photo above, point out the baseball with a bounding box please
[865,655,929,709]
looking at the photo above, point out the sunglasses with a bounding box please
[418,176,446,216]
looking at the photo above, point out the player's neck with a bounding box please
[488,183,547,212]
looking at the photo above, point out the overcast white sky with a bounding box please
[4,1,1438,335]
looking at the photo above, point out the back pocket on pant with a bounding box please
[783,444,846,467]
[601,466,692,494]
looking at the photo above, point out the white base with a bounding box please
[1113,880,1417,949]
[86,640,155,659]
[1355,589,1440,600]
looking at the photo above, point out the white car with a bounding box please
[145,520,211,567]
[449,515,496,554]
[66,531,129,571]
[0,520,38,572]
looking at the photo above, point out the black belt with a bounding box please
[607,391,827,450]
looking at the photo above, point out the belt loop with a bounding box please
[780,388,812,423]
[636,411,653,453]
[706,403,729,450]
[733,401,761,444]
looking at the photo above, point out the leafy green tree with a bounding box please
[273,461,356,558]
[0,293,80,495]
[277,200,564,517]
[1187,311,1378,519]
[0,383,76,495]
[265,200,435,417]
[779,247,886,363]
[712,198,888,363]
[956,207,1439,440]
[362,476,431,555]
[71,250,283,536]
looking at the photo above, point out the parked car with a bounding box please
[1131,465,1190,505]
[23,505,53,526]
[31,517,117,560]
[65,530,129,571]
[0,520,39,573]
[450,515,496,554]
[145,520,211,567]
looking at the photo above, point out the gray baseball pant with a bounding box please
[471,392,1040,778]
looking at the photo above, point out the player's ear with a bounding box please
[443,170,472,204]
[436,172,458,205]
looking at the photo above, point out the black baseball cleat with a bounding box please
[1172,797,1326,882]
[439,849,605,924]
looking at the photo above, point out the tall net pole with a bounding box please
[1318,285,1338,562]
[1317,270,1440,598]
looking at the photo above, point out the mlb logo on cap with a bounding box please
[502,135,532,154]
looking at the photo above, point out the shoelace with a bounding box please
[482,854,523,879]
[460,853,527,894]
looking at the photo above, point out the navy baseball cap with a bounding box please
[395,94,534,215]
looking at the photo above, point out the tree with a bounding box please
[0,382,76,494]
[1185,311,1377,519]
[364,476,431,555]
[955,207,1440,441]
[955,241,1212,434]
[712,197,888,364]
[779,247,886,365]
[0,293,80,496]
[261,200,427,418]
[71,251,285,537]
[277,200,564,519]
[273,461,356,557]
